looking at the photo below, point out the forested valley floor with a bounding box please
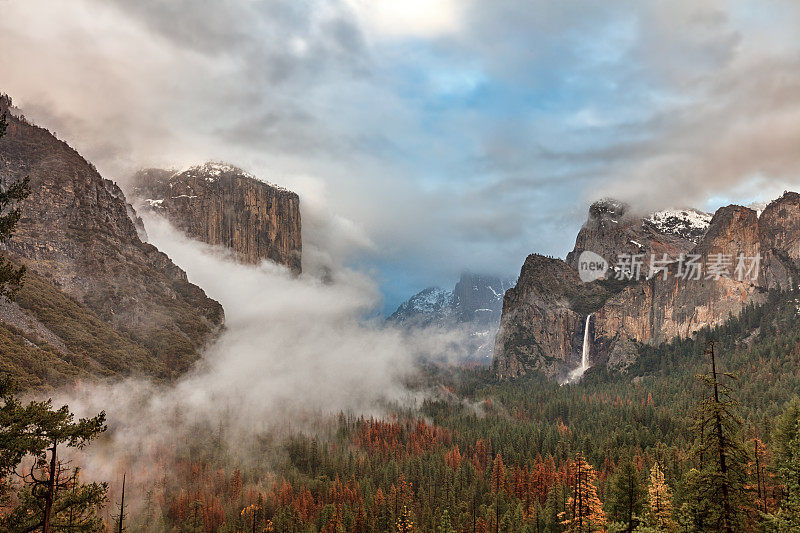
[5,288,800,531]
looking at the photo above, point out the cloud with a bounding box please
[344,0,461,38]
[49,214,423,509]
[2,0,800,309]
[48,214,495,511]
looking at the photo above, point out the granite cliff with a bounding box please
[0,94,224,385]
[494,196,800,381]
[565,199,711,270]
[131,163,302,273]
[389,273,514,362]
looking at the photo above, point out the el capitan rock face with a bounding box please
[493,198,782,381]
[0,94,224,379]
[132,163,302,273]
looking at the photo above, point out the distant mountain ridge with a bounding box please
[388,287,455,327]
[389,273,514,362]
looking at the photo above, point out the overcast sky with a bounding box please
[2,0,800,311]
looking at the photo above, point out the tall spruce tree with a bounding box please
[543,482,568,533]
[645,462,675,531]
[437,509,455,533]
[764,401,800,530]
[771,397,800,481]
[687,340,752,532]
[606,457,643,532]
[559,453,604,532]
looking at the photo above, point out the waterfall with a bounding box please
[581,313,592,371]
[564,313,592,384]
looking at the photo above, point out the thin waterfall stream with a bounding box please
[564,313,592,384]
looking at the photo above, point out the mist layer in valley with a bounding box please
[50,212,452,514]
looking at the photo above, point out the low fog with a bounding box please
[62,212,423,424]
[51,213,453,511]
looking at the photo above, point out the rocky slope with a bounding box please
[131,163,302,273]
[0,94,224,384]
[493,196,800,381]
[389,273,514,362]
[565,199,711,271]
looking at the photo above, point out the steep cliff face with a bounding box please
[0,95,224,380]
[494,200,775,380]
[758,192,800,291]
[492,256,584,379]
[597,205,762,354]
[132,163,302,273]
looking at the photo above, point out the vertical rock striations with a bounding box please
[132,163,302,273]
[492,256,585,379]
[758,192,800,291]
[493,196,800,381]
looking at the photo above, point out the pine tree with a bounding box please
[772,397,800,483]
[750,437,772,516]
[606,457,643,532]
[353,497,368,533]
[491,454,508,495]
[645,462,675,531]
[491,453,508,533]
[0,382,107,532]
[560,453,604,532]
[544,482,568,533]
[764,413,800,529]
[113,473,127,533]
[687,340,752,532]
[240,500,265,533]
[438,509,456,533]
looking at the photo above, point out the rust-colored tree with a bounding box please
[559,453,605,532]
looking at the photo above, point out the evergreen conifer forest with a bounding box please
[5,288,800,531]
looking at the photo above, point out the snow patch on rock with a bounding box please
[645,208,712,244]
